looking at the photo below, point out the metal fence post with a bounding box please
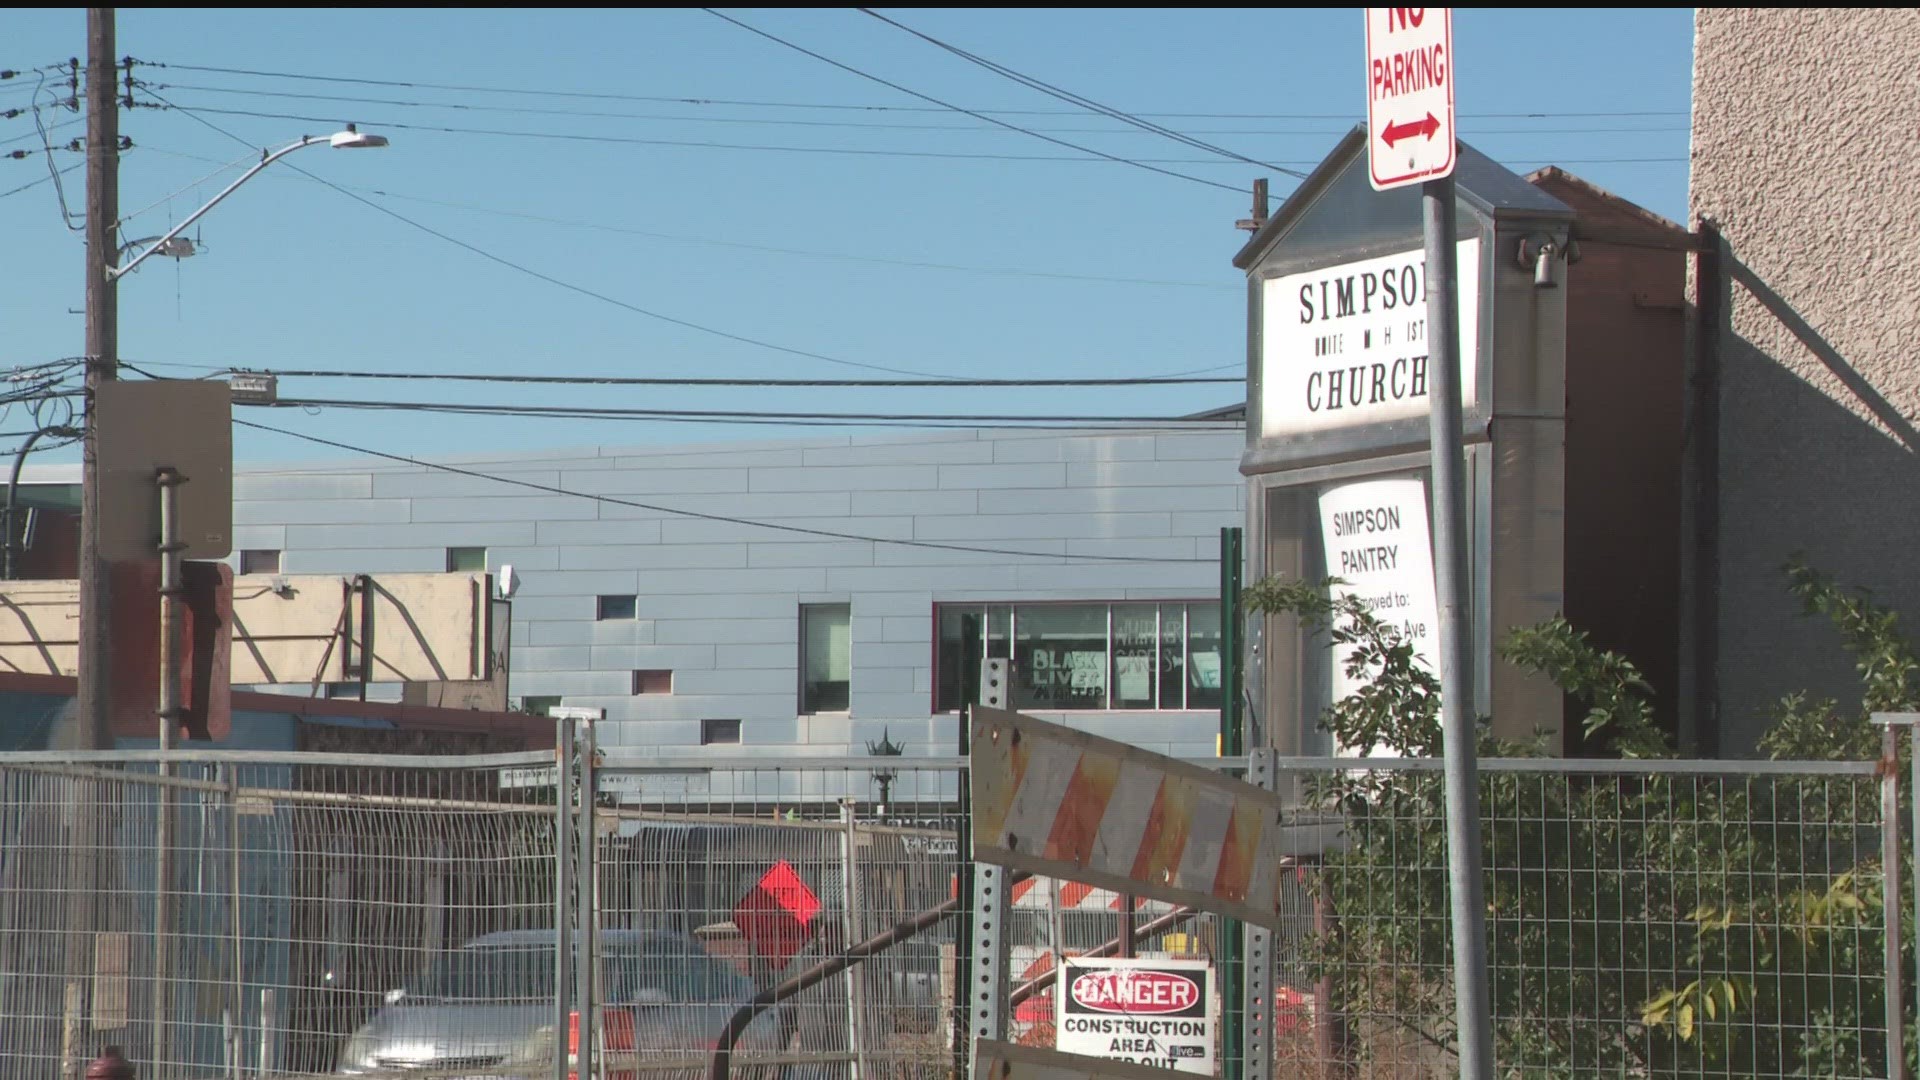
[257,988,276,1075]
[1883,723,1909,1080]
[224,764,244,1080]
[1220,525,1245,1080]
[154,467,184,1080]
[1873,712,1918,1080]
[839,799,869,1080]
[577,715,598,1080]
[1242,748,1275,1080]
[968,862,1009,1048]
[554,715,576,1080]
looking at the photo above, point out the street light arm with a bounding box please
[107,135,328,281]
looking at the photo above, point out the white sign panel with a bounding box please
[1055,958,1216,1074]
[1318,477,1440,709]
[1365,7,1455,190]
[1260,239,1479,438]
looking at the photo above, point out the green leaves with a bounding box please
[1498,616,1669,758]
[1641,978,1747,1045]
[1249,562,1906,1075]
[1245,575,1446,757]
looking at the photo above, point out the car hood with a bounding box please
[341,998,786,1072]
[342,1001,546,1070]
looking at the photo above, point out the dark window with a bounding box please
[239,549,281,575]
[598,594,638,620]
[934,602,1223,712]
[520,695,561,716]
[446,546,487,573]
[701,718,741,745]
[632,670,673,695]
[799,604,851,713]
[1014,604,1107,711]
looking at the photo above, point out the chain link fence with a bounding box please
[1252,757,1893,1079]
[0,745,1902,1080]
[590,754,968,1080]
[0,750,559,1080]
[0,748,978,1080]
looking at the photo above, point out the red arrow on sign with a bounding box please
[1380,112,1441,147]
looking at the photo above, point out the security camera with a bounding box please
[497,565,519,599]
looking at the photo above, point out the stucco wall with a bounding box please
[1691,8,1920,750]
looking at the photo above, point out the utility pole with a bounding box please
[79,6,118,749]
[62,16,117,1075]
[1235,178,1269,234]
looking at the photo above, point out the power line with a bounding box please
[700,9,1246,193]
[139,95,1326,166]
[128,355,1245,385]
[0,110,80,148]
[142,89,971,381]
[115,147,254,228]
[137,97,1685,167]
[367,188,1237,287]
[857,8,1310,180]
[240,368,1242,388]
[130,145,1238,289]
[130,80,1689,136]
[29,77,81,231]
[0,161,77,200]
[233,416,1217,563]
[271,406,1245,433]
[134,59,1687,120]
[259,395,1242,425]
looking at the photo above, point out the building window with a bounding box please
[519,695,562,716]
[446,546,487,573]
[701,718,741,745]
[934,601,1223,712]
[632,669,673,695]
[323,681,363,700]
[597,594,638,620]
[239,549,281,575]
[799,604,851,713]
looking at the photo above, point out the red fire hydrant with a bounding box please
[85,1047,134,1080]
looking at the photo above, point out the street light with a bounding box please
[107,125,389,281]
[76,112,389,752]
[116,236,196,264]
[77,117,388,1073]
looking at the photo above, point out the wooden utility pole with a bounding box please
[62,13,116,1077]
[79,7,118,748]
[1235,178,1269,233]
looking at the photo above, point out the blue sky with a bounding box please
[0,8,1695,465]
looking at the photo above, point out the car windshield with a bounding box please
[405,940,751,1004]
[409,946,554,1001]
[611,949,753,1004]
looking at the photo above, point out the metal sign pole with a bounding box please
[1422,173,1494,1079]
[154,465,183,1079]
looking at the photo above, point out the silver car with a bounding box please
[337,929,789,1076]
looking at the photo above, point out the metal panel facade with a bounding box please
[222,428,1244,754]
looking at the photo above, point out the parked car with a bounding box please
[336,929,789,1076]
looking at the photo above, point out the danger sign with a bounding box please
[1364,7,1455,190]
[1055,958,1216,1075]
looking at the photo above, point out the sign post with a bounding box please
[1365,8,1494,1078]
